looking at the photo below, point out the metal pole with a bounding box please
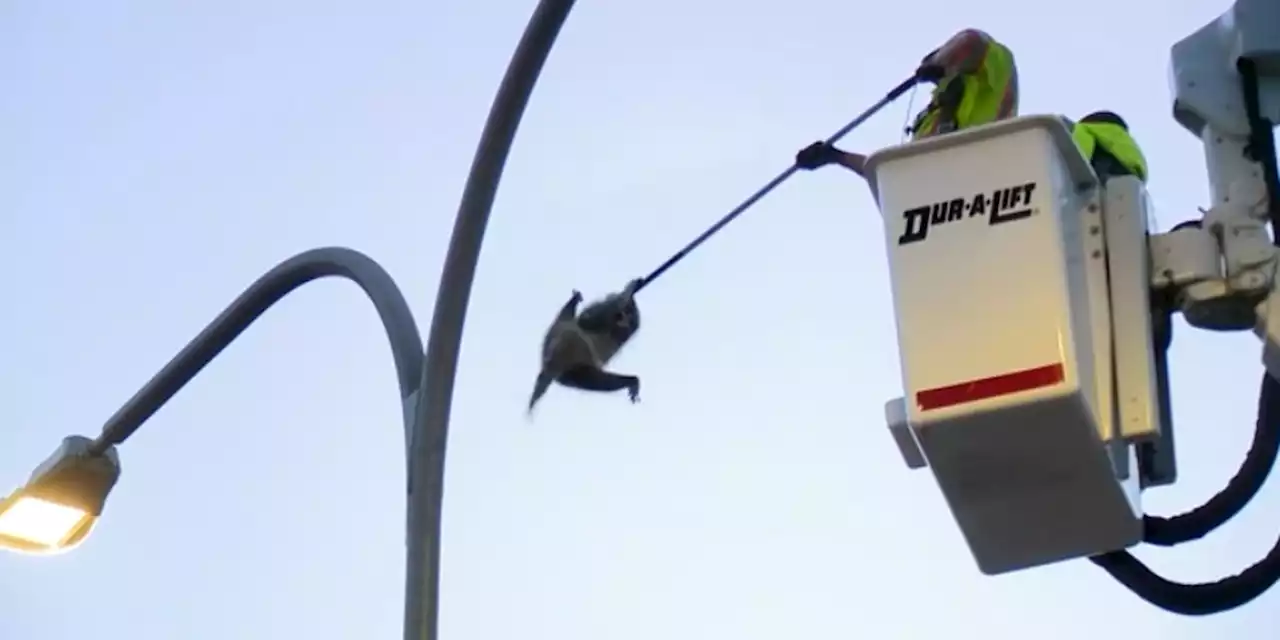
[404,1,577,639]
[89,246,424,454]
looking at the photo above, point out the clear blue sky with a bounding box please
[2,0,1277,638]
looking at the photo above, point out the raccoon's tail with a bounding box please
[527,370,556,415]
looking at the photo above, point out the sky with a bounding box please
[1,0,1277,638]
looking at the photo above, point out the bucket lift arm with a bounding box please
[1158,0,1280,359]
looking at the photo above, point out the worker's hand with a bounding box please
[795,141,840,170]
[571,289,583,303]
[915,63,946,83]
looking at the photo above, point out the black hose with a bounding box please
[1142,372,1280,546]
[1133,284,1278,547]
[1091,372,1280,615]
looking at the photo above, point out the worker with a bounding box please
[1070,110,1148,182]
[794,28,1020,177]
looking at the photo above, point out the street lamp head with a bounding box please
[0,435,121,555]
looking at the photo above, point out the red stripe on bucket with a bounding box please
[916,363,1065,411]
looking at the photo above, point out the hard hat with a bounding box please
[1080,111,1129,130]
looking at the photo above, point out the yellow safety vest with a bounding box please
[1071,121,1148,182]
[913,40,1017,139]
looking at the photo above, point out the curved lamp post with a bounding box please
[0,246,425,556]
[2,1,578,639]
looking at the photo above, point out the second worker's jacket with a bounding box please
[1071,117,1149,182]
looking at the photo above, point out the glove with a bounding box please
[795,141,840,170]
[915,63,946,83]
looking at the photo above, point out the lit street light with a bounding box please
[0,436,120,554]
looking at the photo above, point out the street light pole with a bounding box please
[405,1,577,639]
[88,246,424,455]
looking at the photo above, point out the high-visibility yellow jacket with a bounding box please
[911,29,1019,139]
[1071,118,1149,182]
